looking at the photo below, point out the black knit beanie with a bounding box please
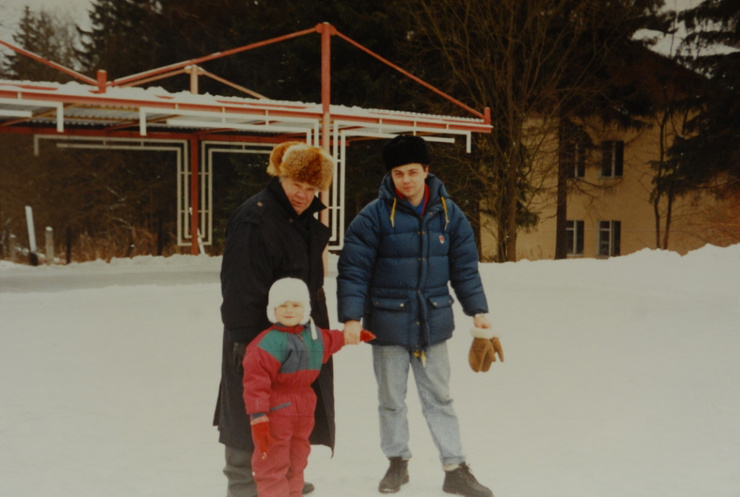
[382,135,431,171]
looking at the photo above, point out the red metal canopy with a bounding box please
[0,23,491,253]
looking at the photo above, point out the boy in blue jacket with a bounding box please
[337,135,499,497]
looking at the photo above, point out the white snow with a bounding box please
[1,244,739,497]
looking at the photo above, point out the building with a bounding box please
[479,48,737,261]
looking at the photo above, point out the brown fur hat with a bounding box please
[267,141,334,191]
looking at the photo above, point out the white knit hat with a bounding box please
[266,278,311,324]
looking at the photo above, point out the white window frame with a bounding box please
[566,219,584,256]
[597,220,621,257]
[600,140,624,178]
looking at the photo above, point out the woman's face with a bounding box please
[281,176,318,215]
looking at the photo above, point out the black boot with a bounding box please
[302,481,315,495]
[442,463,493,497]
[378,456,409,493]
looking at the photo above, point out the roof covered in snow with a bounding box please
[0,79,491,142]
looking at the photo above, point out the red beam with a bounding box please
[110,26,321,89]
[332,29,487,122]
[0,39,98,86]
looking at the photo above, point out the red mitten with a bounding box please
[360,330,376,342]
[250,416,273,459]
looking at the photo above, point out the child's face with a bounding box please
[274,301,305,327]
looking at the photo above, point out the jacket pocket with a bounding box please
[426,294,455,338]
[367,297,412,339]
[371,297,410,311]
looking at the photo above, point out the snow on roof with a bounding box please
[0,79,491,139]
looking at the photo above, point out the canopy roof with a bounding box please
[0,79,491,142]
[0,23,491,252]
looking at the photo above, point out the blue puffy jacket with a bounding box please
[337,173,488,351]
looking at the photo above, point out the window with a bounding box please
[600,140,624,178]
[565,142,586,178]
[598,220,621,257]
[566,220,584,256]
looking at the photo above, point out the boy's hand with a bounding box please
[250,416,273,459]
[360,329,376,342]
[343,320,363,345]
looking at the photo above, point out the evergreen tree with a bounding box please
[669,0,740,188]
[2,7,79,81]
[76,0,161,79]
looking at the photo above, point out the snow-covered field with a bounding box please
[1,244,739,497]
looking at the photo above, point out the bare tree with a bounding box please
[399,0,665,261]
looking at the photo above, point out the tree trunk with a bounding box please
[554,117,569,259]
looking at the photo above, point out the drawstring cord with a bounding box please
[413,348,427,368]
[441,197,449,231]
[390,198,397,228]
[390,196,448,230]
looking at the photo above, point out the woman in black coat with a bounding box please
[213,142,334,497]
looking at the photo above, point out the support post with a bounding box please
[188,65,199,94]
[189,138,200,255]
[45,226,54,265]
[97,70,107,93]
[319,22,333,221]
[319,23,334,273]
[9,234,17,263]
[25,206,38,266]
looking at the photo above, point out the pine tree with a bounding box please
[669,0,740,187]
[76,0,160,79]
[3,7,78,82]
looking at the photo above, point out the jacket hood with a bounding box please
[378,172,449,205]
[378,172,450,229]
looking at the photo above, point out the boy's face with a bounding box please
[391,163,428,207]
[274,301,305,327]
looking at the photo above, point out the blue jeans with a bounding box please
[372,342,465,467]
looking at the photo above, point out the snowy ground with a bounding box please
[1,244,739,497]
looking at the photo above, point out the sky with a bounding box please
[1,243,739,497]
[0,0,703,57]
[0,0,92,41]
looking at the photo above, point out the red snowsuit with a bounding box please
[243,322,344,497]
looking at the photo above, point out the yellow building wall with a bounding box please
[480,118,733,261]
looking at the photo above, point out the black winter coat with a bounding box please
[213,177,334,451]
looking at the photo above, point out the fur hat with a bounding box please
[266,277,311,324]
[267,141,334,191]
[382,135,431,171]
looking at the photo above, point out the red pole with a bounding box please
[96,70,107,93]
[318,23,335,273]
[318,23,334,228]
[319,23,334,120]
[190,138,200,255]
[111,26,320,88]
[0,39,98,86]
[333,29,486,120]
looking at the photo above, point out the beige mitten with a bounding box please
[468,327,504,373]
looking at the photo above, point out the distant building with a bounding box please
[479,47,738,261]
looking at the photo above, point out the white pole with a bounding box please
[9,234,17,263]
[25,206,37,252]
[45,226,54,265]
[25,206,38,266]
